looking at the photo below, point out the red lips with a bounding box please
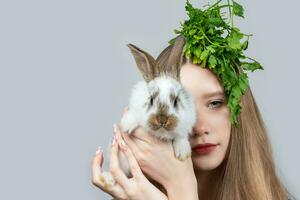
[192,143,218,155]
[192,143,217,149]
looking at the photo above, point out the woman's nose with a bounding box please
[192,126,210,137]
[192,111,210,137]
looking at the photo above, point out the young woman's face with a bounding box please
[180,62,231,171]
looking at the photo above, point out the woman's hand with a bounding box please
[91,124,168,200]
[121,108,198,200]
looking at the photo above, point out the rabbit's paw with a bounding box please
[99,171,116,189]
[173,138,191,161]
[119,112,138,134]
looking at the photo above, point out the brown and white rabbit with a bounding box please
[102,35,196,187]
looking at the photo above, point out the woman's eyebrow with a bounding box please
[203,91,225,98]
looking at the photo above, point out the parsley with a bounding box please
[170,0,263,127]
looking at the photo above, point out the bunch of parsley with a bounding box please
[170,0,263,127]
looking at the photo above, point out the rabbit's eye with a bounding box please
[173,97,178,107]
[150,96,154,106]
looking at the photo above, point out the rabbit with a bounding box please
[101,35,197,187]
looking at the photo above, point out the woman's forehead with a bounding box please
[180,63,224,97]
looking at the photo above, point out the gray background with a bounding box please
[0,0,299,199]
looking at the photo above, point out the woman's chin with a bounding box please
[192,156,222,171]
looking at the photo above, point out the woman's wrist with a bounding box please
[165,175,198,200]
[141,179,168,200]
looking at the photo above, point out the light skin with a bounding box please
[182,62,231,199]
[91,62,232,200]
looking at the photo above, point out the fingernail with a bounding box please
[95,146,103,155]
[111,135,116,146]
[113,123,117,133]
[119,139,127,151]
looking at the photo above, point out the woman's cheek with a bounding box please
[191,109,231,171]
[210,108,231,139]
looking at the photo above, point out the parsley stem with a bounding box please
[207,0,223,10]
[230,58,241,74]
[227,0,234,27]
[243,33,253,37]
[245,56,259,62]
[200,29,226,48]
[218,5,233,9]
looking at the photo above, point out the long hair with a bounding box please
[180,55,295,200]
[216,86,295,200]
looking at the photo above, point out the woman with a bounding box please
[91,52,294,199]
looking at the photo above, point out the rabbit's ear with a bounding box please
[157,35,186,81]
[127,44,157,82]
[156,43,173,71]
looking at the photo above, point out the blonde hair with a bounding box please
[215,86,293,200]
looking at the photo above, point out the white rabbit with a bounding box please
[102,35,197,187]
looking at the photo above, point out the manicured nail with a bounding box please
[111,135,116,146]
[113,123,117,133]
[95,146,103,155]
[119,139,127,151]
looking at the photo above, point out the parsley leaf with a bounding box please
[233,1,244,18]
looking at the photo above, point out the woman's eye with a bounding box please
[208,100,223,109]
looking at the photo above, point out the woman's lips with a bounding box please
[192,143,218,155]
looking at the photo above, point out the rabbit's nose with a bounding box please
[157,114,168,126]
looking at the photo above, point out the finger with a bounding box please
[92,147,103,183]
[130,126,159,145]
[91,145,128,199]
[91,147,107,188]
[94,146,104,167]
[117,131,144,179]
[122,128,159,155]
[122,133,142,159]
[118,144,143,181]
[109,125,131,190]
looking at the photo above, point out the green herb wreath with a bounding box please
[170,0,263,127]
